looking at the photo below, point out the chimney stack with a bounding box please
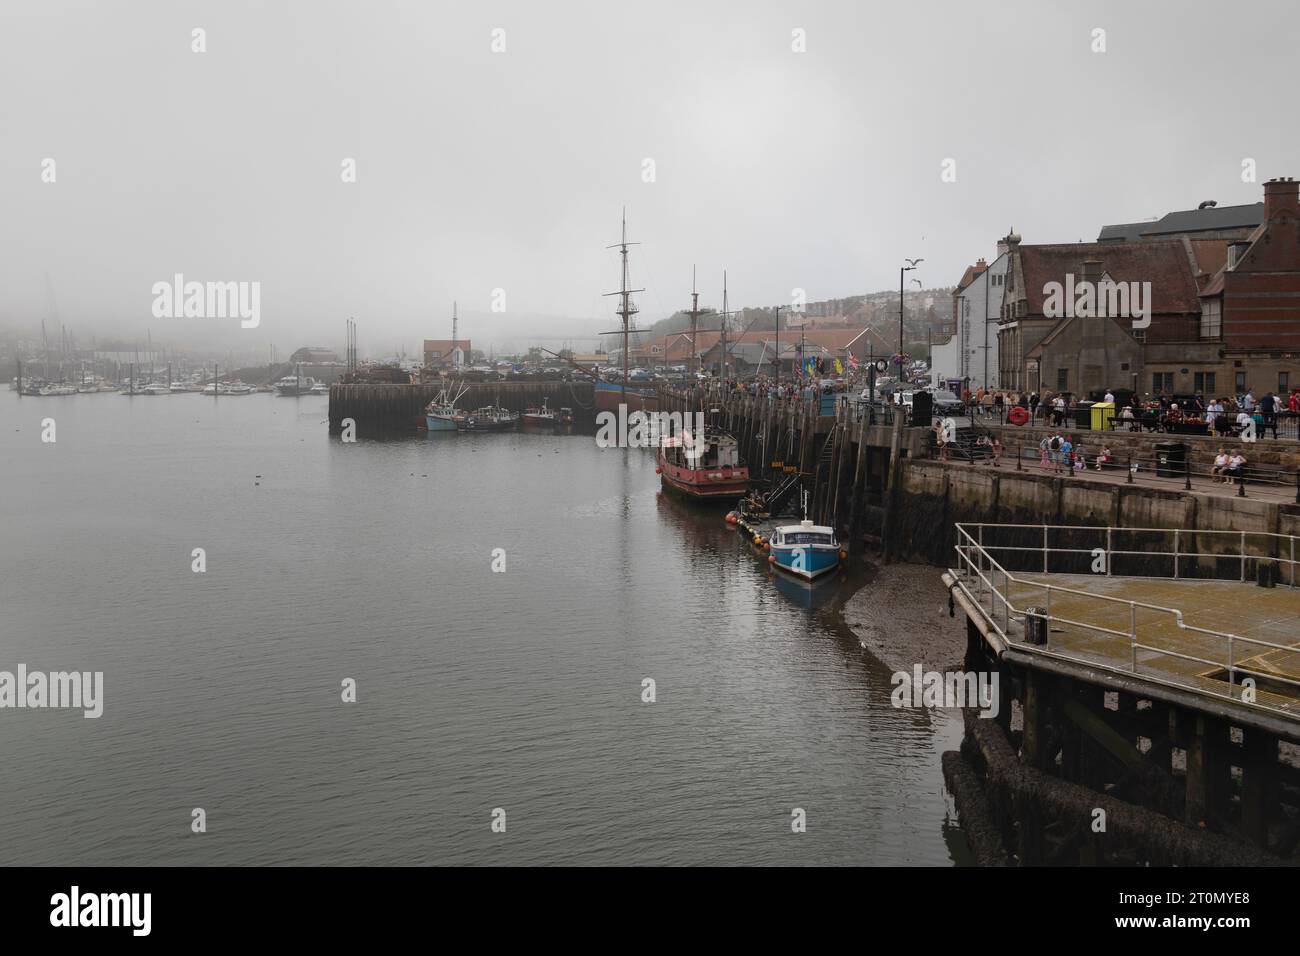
[1264,177,1299,221]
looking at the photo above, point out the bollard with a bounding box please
[1025,606,1049,645]
[1127,455,1134,483]
[1016,441,1022,471]
[1185,461,1192,491]
[1239,470,1247,497]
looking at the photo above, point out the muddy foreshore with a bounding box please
[839,561,966,673]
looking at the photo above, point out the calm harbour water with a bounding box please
[0,390,965,865]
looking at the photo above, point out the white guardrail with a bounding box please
[951,523,1300,719]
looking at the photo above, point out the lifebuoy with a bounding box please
[1008,406,1030,426]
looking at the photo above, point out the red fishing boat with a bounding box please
[656,430,749,501]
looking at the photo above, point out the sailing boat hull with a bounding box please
[594,381,658,415]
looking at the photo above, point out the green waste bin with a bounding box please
[1091,401,1116,431]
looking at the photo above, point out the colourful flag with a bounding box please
[834,358,844,375]
[848,353,859,370]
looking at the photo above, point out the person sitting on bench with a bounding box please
[1227,451,1247,483]
[1212,448,1229,483]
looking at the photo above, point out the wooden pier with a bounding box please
[946,521,1300,865]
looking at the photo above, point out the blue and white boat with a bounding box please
[769,519,842,580]
[425,382,468,431]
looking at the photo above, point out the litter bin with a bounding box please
[1155,441,1186,478]
[1090,401,1116,431]
[1074,401,1094,430]
[911,390,933,426]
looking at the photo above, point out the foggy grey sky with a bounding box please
[2,0,1297,356]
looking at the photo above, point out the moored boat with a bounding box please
[274,374,317,396]
[425,383,468,431]
[768,519,843,580]
[656,429,749,500]
[457,405,518,432]
[594,380,659,414]
[521,402,559,429]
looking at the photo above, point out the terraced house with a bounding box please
[995,178,1300,400]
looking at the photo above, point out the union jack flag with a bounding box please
[848,353,860,370]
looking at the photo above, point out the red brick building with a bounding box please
[999,178,1300,399]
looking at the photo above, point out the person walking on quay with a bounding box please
[1060,434,1074,474]
[1039,434,1052,470]
[1029,391,1040,422]
[1261,391,1278,438]
[1104,387,1115,404]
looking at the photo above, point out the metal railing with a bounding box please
[968,403,1300,441]
[951,522,1300,720]
[924,424,1300,500]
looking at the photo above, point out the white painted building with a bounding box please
[932,251,1008,393]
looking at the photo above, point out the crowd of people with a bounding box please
[956,385,1299,438]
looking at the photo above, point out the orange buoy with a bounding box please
[768,555,776,564]
[839,550,848,560]
[763,541,771,551]
[655,467,662,474]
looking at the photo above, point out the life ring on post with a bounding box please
[1008,406,1030,426]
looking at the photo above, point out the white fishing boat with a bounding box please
[274,373,317,396]
[38,383,78,396]
[138,383,173,395]
[310,382,328,395]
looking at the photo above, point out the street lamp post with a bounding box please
[773,305,784,386]
[900,258,923,362]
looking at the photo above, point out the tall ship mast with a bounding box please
[596,210,659,414]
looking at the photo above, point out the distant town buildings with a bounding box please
[423,338,471,369]
[289,346,340,364]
